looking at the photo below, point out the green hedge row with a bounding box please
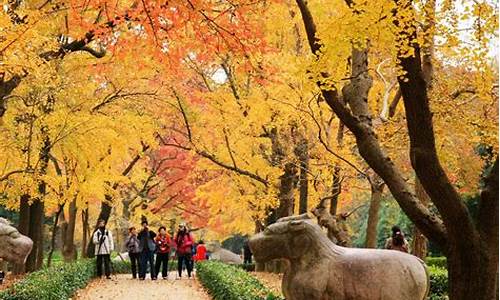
[426,257,447,269]
[196,261,283,300]
[0,257,178,300]
[0,259,94,300]
[428,266,448,300]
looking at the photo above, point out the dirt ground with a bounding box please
[73,272,210,300]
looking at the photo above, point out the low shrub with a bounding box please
[426,257,447,269]
[197,260,283,300]
[428,266,448,300]
[0,259,94,300]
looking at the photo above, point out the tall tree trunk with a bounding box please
[295,138,309,214]
[13,194,30,274]
[410,0,434,260]
[26,199,44,272]
[47,204,64,267]
[330,165,341,216]
[81,207,89,258]
[26,130,50,272]
[277,162,297,218]
[365,175,384,248]
[62,197,78,262]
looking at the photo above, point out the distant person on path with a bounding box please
[154,226,172,279]
[93,219,114,279]
[174,223,194,278]
[124,226,140,279]
[385,225,409,253]
[193,240,207,262]
[138,220,157,280]
[243,239,253,264]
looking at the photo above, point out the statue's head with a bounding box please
[249,215,315,263]
[0,218,33,264]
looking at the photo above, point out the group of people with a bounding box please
[93,219,207,280]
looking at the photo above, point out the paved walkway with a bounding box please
[73,272,210,300]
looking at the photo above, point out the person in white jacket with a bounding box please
[93,219,114,278]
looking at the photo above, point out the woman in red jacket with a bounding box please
[193,240,207,262]
[174,223,194,278]
[154,226,172,279]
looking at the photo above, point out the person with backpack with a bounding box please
[174,223,194,278]
[137,220,157,280]
[385,225,410,253]
[92,219,114,279]
[124,226,140,279]
[154,226,172,279]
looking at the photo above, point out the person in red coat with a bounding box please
[154,226,172,279]
[193,240,207,262]
[174,223,194,278]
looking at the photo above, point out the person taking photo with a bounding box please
[92,219,114,279]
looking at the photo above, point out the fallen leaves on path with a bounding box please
[73,272,211,300]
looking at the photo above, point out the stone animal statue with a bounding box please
[0,218,33,265]
[206,242,243,264]
[249,214,429,300]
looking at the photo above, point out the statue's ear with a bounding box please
[288,220,306,232]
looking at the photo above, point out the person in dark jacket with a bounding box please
[154,226,172,279]
[124,226,140,279]
[174,223,194,278]
[137,220,157,280]
[385,225,409,253]
[243,239,253,264]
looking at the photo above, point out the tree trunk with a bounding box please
[13,194,30,274]
[277,162,297,218]
[26,130,50,272]
[412,178,429,258]
[365,175,384,248]
[47,205,64,267]
[81,208,89,258]
[62,197,78,262]
[26,199,44,272]
[330,165,341,216]
[296,139,309,214]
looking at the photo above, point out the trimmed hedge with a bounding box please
[426,257,447,269]
[428,266,448,300]
[0,259,94,300]
[197,261,283,300]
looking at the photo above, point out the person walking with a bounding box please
[92,219,114,279]
[385,225,410,253]
[243,239,253,264]
[193,240,207,262]
[124,226,140,279]
[154,226,172,279]
[138,220,157,280]
[174,223,194,278]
